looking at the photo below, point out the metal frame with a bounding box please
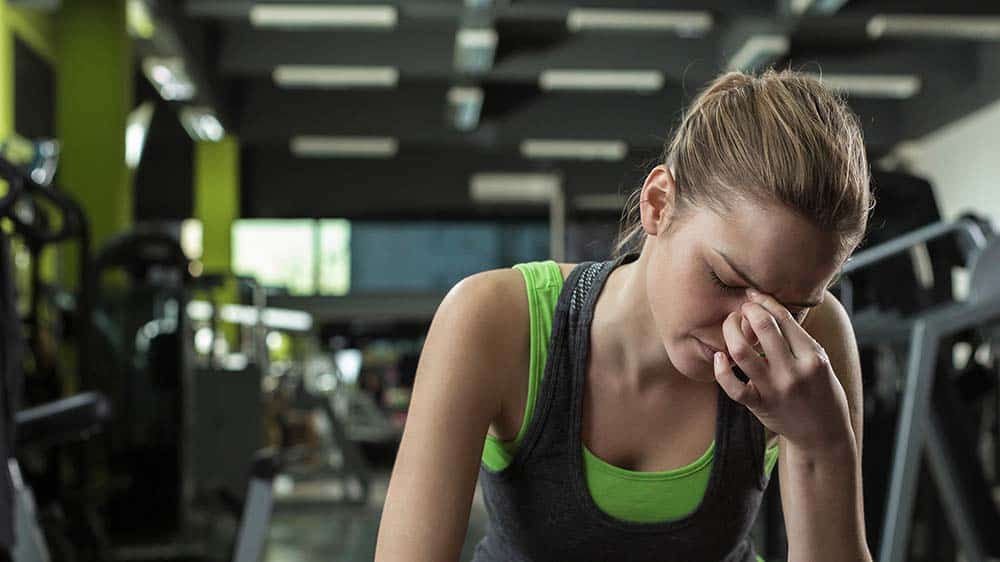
[878,298,1000,562]
[833,217,999,562]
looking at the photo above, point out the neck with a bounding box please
[590,249,702,393]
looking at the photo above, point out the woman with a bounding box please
[375,69,873,562]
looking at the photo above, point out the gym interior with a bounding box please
[1,1,999,561]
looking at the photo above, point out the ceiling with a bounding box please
[139,0,1000,220]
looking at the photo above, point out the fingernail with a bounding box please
[746,288,760,299]
[714,352,723,365]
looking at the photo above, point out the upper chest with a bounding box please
[581,364,778,472]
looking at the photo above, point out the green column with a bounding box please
[194,135,240,277]
[7,4,55,63]
[2,3,58,290]
[0,0,13,142]
[194,136,240,349]
[56,0,131,283]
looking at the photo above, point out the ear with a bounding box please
[639,165,677,236]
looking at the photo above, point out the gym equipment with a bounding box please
[0,149,110,562]
[94,230,266,560]
[93,240,299,561]
[260,345,374,508]
[9,393,112,562]
[91,228,198,556]
[0,151,93,392]
[837,217,1000,562]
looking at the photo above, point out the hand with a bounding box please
[713,289,853,451]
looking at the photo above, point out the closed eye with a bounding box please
[710,270,809,321]
[709,271,741,293]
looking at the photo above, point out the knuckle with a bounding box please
[729,343,753,362]
[751,316,775,333]
[801,348,829,371]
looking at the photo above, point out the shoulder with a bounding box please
[802,290,864,444]
[436,263,576,432]
[802,290,860,388]
[438,268,528,333]
[764,292,862,448]
[557,262,577,281]
[426,270,533,429]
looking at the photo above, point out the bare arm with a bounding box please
[780,291,871,562]
[375,270,527,562]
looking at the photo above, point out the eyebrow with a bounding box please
[713,248,825,309]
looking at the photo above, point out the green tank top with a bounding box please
[482,260,780,525]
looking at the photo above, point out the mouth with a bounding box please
[694,338,724,362]
[697,338,724,354]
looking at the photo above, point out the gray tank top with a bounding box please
[473,254,772,562]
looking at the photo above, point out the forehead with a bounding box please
[690,203,842,298]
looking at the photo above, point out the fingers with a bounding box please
[713,350,760,408]
[721,310,772,395]
[737,301,794,370]
[745,289,821,361]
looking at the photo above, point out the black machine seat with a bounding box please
[15,392,111,449]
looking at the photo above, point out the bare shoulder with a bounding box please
[438,268,529,342]
[557,262,578,281]
[801,290,865,450]
[441,263,576,441]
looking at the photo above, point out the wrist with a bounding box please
[785,431,856,464]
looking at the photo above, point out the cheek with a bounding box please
[647,263,728,332]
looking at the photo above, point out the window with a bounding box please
[232,220,315,295]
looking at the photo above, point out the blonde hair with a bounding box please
[614,68,874,261]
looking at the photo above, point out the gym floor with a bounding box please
[265,469,489,561]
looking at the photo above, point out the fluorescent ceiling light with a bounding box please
[250,4,397,29]
[727,34,789,72]
[179,107,225,142]
[291,136,399,158]
[446,86,484,131]
[789,0,848,15]
[142,56,196,101]
[574,193,628,212]
[867,15,1000,41]
[454,28,498,74]
[789,0,813,14]
[520,139,627,161]
[470,173,562,203]
[125,101,155,169]
[806,73,921,99]
[567,9,712,35]
[273,65,399,89]
[539,70,664,92]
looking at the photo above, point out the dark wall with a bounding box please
[14,37,54,139]
[133,75,194,221]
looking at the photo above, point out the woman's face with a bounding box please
[643,197,842,384]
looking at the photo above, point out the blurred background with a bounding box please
[0,1,999,561]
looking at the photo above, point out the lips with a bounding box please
[695,338,725,363]
[698,339,724,354]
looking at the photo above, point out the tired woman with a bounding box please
[375,69,873,562]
